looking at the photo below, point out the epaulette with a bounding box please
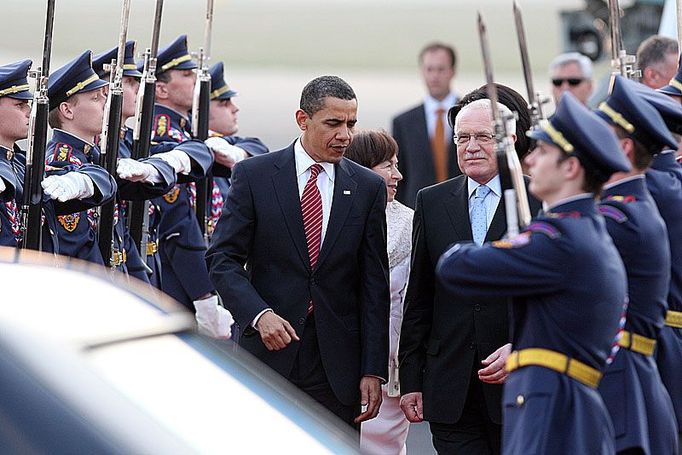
[599,204,628,224]
[603,194,637,204]
[525,220,562,239]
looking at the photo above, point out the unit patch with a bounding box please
[58,213,80,232]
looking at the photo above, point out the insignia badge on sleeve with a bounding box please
[492,231,531,249]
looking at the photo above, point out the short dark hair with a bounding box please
[449,83,532,161]
[344,129,398,169]
[612,125,656,170]
[636,35,679,72]
[156,70,171,83]
[419,42,457,70]
[299,76,356,117]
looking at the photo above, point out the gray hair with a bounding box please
[299,75,356,117]
[454,99,516,135]
[549,52,593,79]
[636,35,679,71]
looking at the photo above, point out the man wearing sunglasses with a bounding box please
[549,52,594,106]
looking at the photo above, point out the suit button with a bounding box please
[298,317,306,325]
[516,395,525,407]
[469,342,475,350]
[474,304,481,312]
[310,277,318,286]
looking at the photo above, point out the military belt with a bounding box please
[506,348,602,389]
[617,330,656,356]
[665,310,682,329]
[112,249,127,267]
[146,240,159,256]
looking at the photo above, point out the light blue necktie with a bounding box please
[471,185,491,246]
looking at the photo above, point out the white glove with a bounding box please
[117,158,161,183]
[0,178,6,194]
[41,172,95,202]
[193,295,234,340]
[205,137,247,168]
[154,149,192,175]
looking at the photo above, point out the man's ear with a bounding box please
[619,137,636,165]
[562,155,582,180]
[58,101,74,121]
[295,109,309,131]
[155,82,168,100]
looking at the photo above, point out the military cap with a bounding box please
[658,54,682,97]
[528,92,630,181]
[0,59,33,100]
[92,41,143,79]
[630,80,682,136]
[48,50,108,111]
[209,62,238,100]
[596,74,678,151]
[157,35,197,75]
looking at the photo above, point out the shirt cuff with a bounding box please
[251,308,272,329]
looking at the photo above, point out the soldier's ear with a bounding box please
[155,82,169,100]
[58,101,74,121]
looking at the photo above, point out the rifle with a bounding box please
[513,0,547,130]
[98,0,131,267]
[21,0,55,251]
[192,0,214,243]
[477,12,532,238]
[608,0,640,79]
[127,0,164,255]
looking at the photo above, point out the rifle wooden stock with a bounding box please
[21,0,55,251]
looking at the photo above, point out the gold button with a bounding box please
[516,395,525,407]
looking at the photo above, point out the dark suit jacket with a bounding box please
[392,104,460,209]
[399,174,540,424]
[206,144,390,406]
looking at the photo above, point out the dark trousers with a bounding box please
[430,368,501,455]
[290,316,357,429]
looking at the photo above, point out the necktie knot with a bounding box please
[435,106,445,116]
[309,163,323,179]
[475,184,491,200]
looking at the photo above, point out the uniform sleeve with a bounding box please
[150,139,214,183]
[0,160,18,200]
[212,136,269,178]
[117,156,176,200]
[436,223,570,300]
[398,190,434,394]
[48,164,117,216]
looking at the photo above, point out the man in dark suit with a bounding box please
[392,42,461,209]
[399,99,540,454]
[206,76,390,427]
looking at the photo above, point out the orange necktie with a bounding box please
[432,106,448,182]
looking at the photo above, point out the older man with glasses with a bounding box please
[549,52,594,106]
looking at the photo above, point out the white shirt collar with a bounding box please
[467,175,502,199]
[294,136,335,181]
[424,93,457,114]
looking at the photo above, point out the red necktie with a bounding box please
[301,164,323,313]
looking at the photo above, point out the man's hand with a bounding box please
[400,392,424,422]
[0,177,6,194]
[117,158,158,183]
[256,311,299,351]
[478,343,512,384]
[193,295,234,340]
[205,137,247,169]
[354,376,382,423]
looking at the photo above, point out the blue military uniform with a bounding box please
[594,75,679,454]
[207,61,269,229]
[149,35,215,309]
[633,79,682,436]
[45,51,117,264]
[437,93,630,455]
[92,42,176,282]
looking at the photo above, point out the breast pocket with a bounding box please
[503,391,551,454]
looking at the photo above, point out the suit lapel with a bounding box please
[416,106,435,169]
[271,146,310,268]
[316,159,357,269]
[444,176,473,241]
[485,194,507,242]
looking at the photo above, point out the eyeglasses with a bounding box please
[454,132,495,146]
[551,78,585,87]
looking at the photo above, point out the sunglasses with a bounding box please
[551,78,585,87]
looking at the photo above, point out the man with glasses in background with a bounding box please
[549,52,594,106]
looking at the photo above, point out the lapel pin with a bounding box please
[343,190,351,195]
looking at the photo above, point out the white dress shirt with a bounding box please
[424,92,458,143]
[294,137,335,244]
[467,175,502,231]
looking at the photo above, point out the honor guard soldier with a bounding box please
[150,35,229,326]
[632,78,682,442]
[44,51,118,264]
[205,61,268,231]
[0,60,33,248]
[594,75,679,454]
[437,93,630,455]
[91,41,176,282]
